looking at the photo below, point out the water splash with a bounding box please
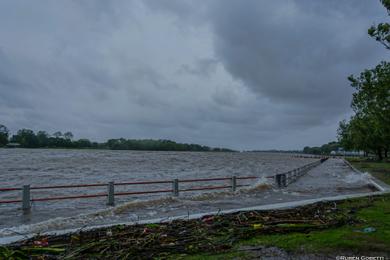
[343,171,371,184]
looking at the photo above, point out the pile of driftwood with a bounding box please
[3,200,362,259]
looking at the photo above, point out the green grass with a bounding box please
[239,195,390,252]
[347,158,390,185]
[176,195,390,259]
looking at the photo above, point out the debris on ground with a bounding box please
[2,200,365,259]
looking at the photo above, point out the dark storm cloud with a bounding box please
[0,0,388,150]
[209,1,386,108]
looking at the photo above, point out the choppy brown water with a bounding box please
[0,149,373,239]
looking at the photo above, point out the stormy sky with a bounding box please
[0,0,388,150]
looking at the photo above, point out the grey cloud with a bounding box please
[0,0,388,150]
[142,0,208,26]
[178,58,218,77]
[212,86,238,107]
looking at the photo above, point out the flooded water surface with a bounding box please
[0,149,374,240]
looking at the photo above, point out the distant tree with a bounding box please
[303,146,322,155]
[11,129,39,148]
[337,120,354,151]
[104,138,229,152]
[338,114,384,158]
[320,141,340,154]
[75,139,92,148]
[53,131,63,138]
[2,126,231,151]
[36,131,49,147]
[0,124,9,147]
[63,131,74,140]
[303,142,340,155]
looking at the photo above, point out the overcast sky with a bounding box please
[0,0,388,150]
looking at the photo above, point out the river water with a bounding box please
[0,149,374,239]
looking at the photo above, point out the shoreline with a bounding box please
[3,192,390,259]
[1,188,388,246]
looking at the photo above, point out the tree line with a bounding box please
[105,138,230,151]
[0,126,233,152]
[337,0,390,160]
[303,142,341,155]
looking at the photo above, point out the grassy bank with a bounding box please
[347,157,390,184]
[2,159,389,259]
[182,194,390,259]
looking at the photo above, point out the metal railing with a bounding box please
[274,157,328,188]
[0,158,328,213]
[0,176,257,213]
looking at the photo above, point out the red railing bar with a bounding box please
[179,177,231,183]
[0,188,21,192]
[115,180,173,186]
[30,183,107,190]
[31,189,177,201]
[31,193,107,202]
[0,190,171,203]
[115,189,173,196]
[180,176,258,183]
[21,180,172,190]
[0,199,22,203]
[30,181,173,190]
[180,185,231,192]
[236,176,258,180]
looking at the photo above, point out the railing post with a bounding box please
[22,185,31,213]
[107,182,115,206]
[172,179,179,196]
[275,174,282,188]
[231,176,237,192]
[281,174,287,187]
